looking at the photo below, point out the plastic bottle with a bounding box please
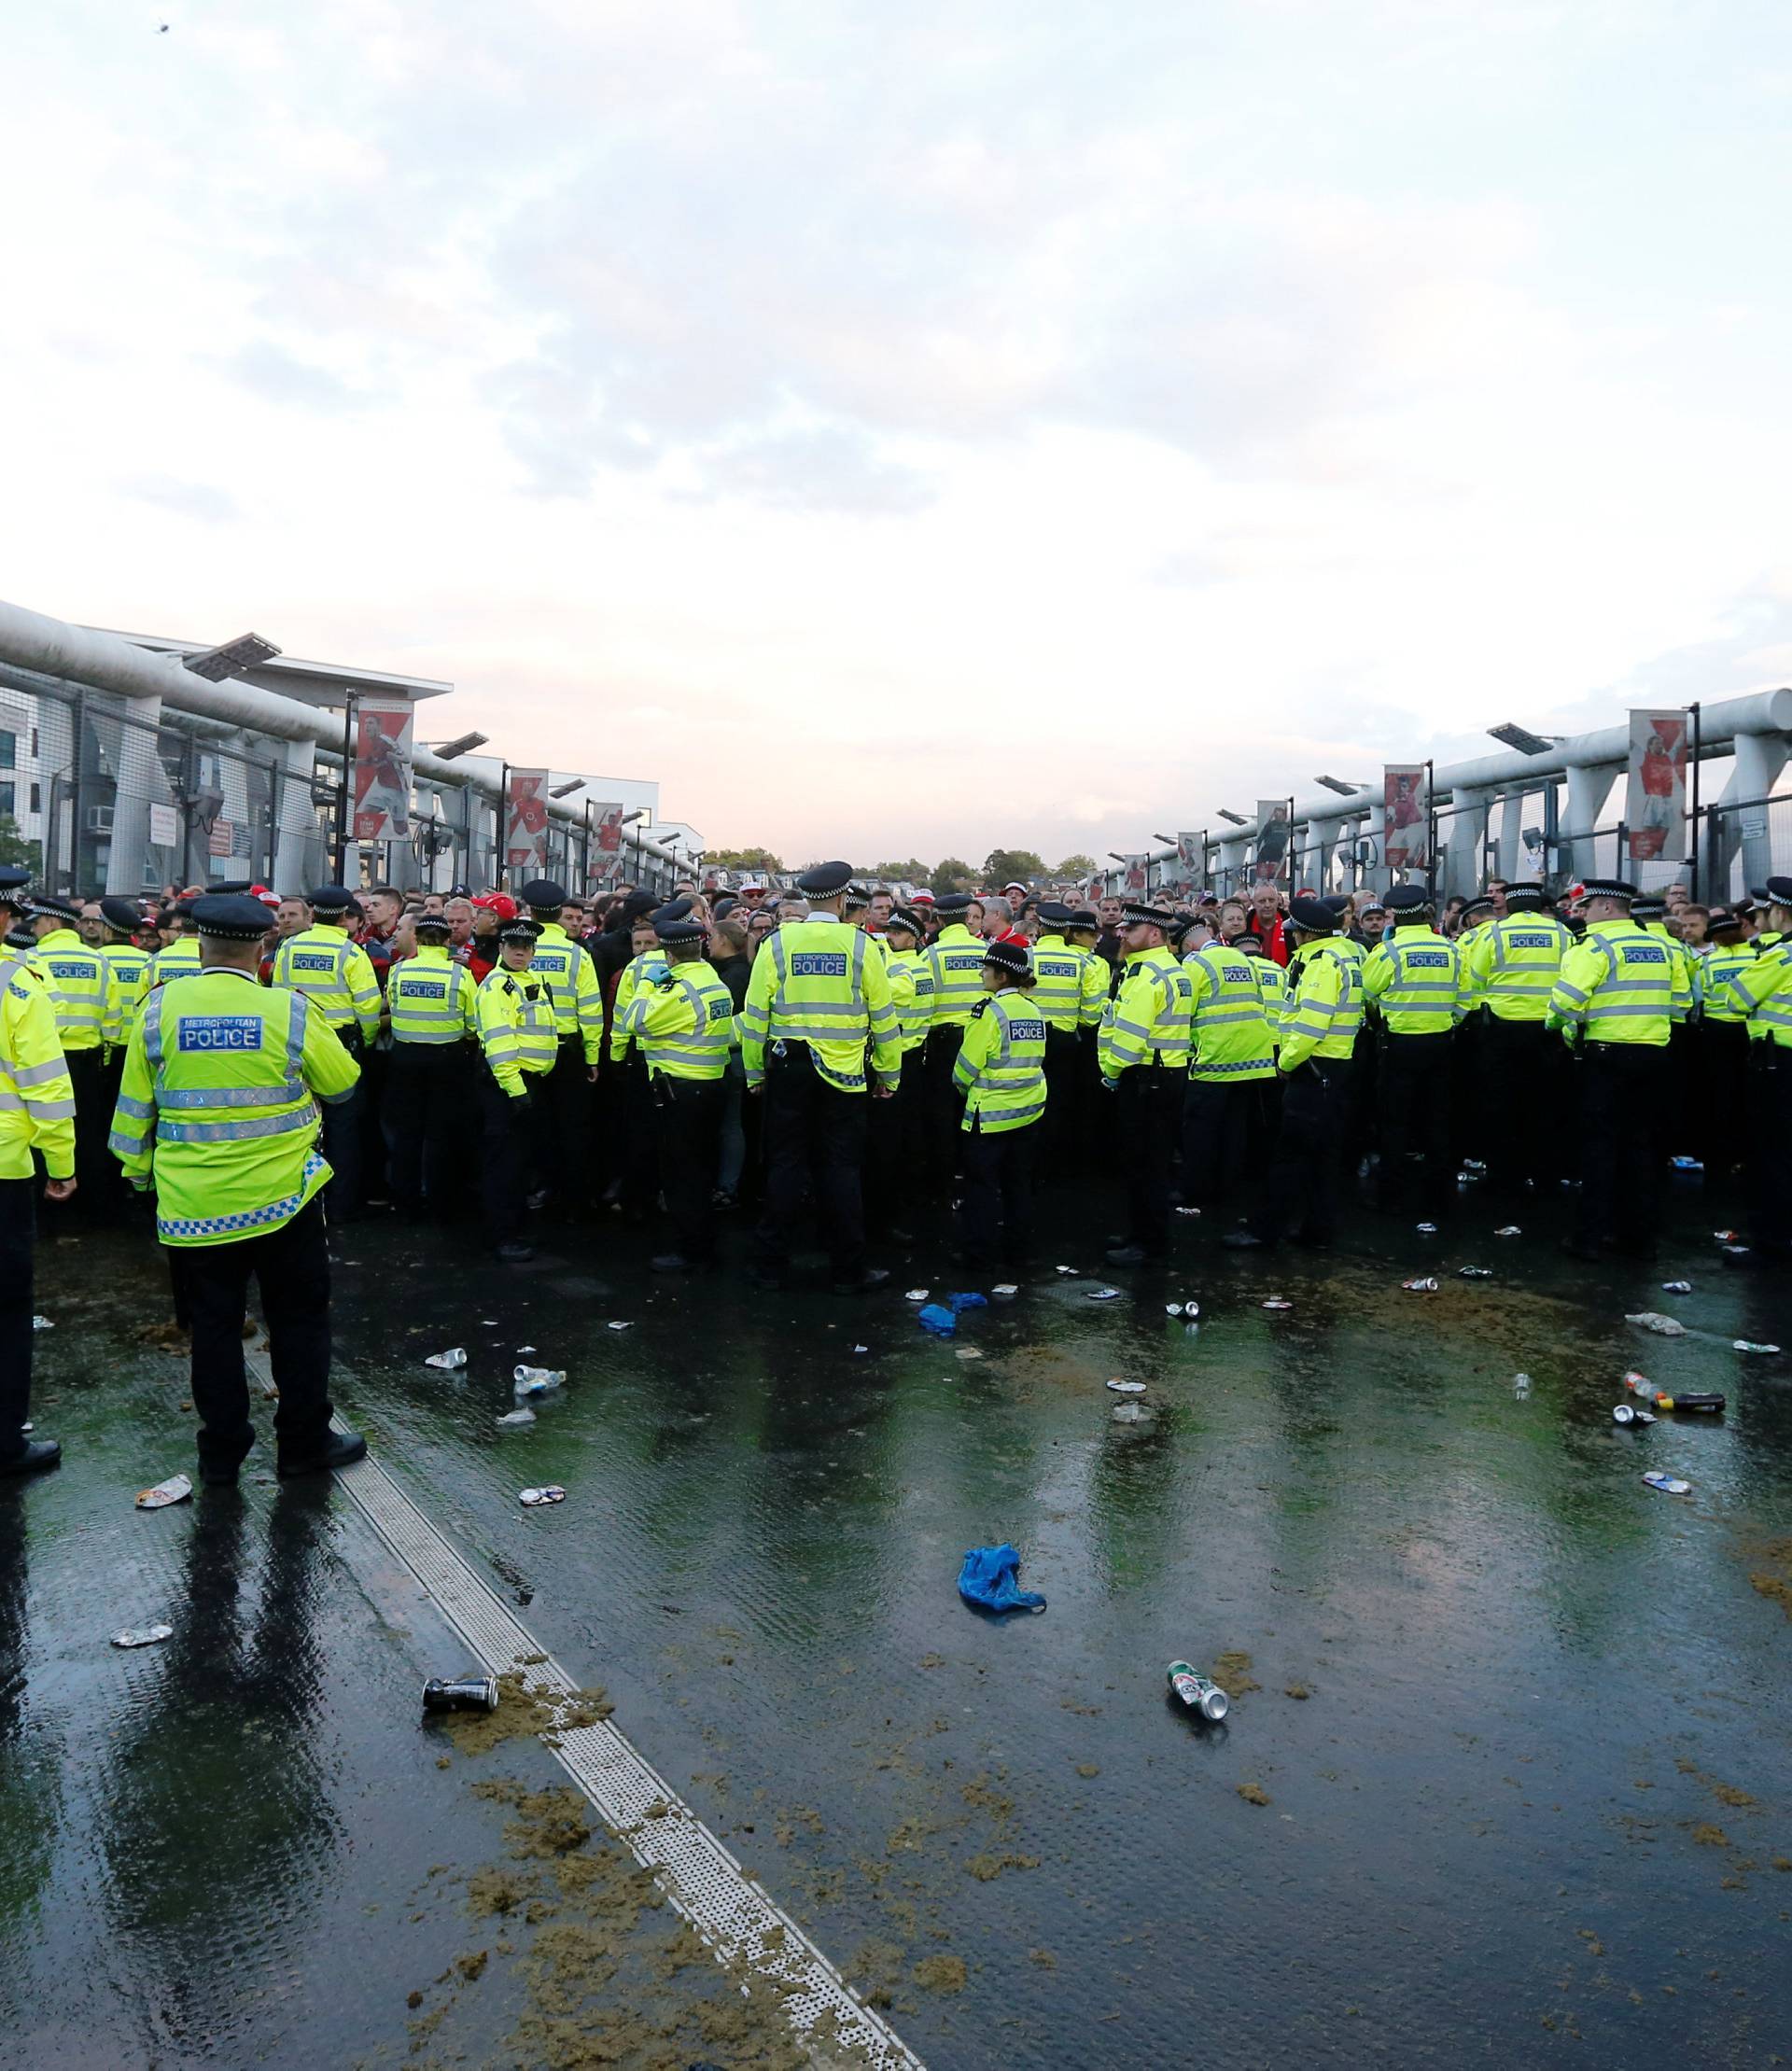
[513,1364,567,1398]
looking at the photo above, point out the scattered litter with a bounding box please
[1734,1340,1782,1355]
[1457,1266,1492,1280]
[495,1408,537,1428]
[1262,1298,1294,1311]
[904,1288,930,1301]
[1167,1661,1228,1722]
[948,1293,987,1312]
[1455,1169,1482,1184]
[519,1485,567,1506]
[1672,1155,1704,1170]
[1660,1281,1693,1294]
[1626,1311,1687,1337]
[1713,1229,1741,1242]
[1174,1205,1201,1217]
[956,1347,984,1362]
[422,1675,498,1713]
[480,1317,499,1325]
[134,1475,192,1510]
[424,1347,468,1370]
[111,1625,173,1649]
[512,1365,566,1399]
[1106,1378,1147,1394]
[1402,1277,1438,1294]
[1624,1370,1725,1414]
[1722,1244,1753,1260]
[1613,1404,1657,1426]
[1493,1224,1522,1238]
[1512,1373,1533,1397]
[853,1344,869,1354]
[958,1543,1046,1615]
[1462,1158,1486,1173]
[992,1283,1018,1298]
[1085,1287,1122,1303]
[917,1304,958,1337]
[1416,1222,1438,1234]
[32,1314,53,1330]
[607,1321,632,1332]
[1055,1265,1080,1276]
[515,1344,537,1354]
[1643,1471,1691,1496]
[1111,1402,1151,1423]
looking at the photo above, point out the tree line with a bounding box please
[702,847,1098,894]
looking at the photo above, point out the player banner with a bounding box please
[352,703,414,842]
[1120,853,1148,895]
[1626,709,1689,865]
[1383,765,1428,873]
[505,767,549,873]
[1254,800,1291,884]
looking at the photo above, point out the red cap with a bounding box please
[474,893,519,920]
[911,889,936,905]
[1296,886,1317,898]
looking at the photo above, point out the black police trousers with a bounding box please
[653,1073,724,1261]
[478,1072,537,1248]
[320,1028,365,1218]
[1251,1058,1341,1244]
[1744,1042,1791,1253]
[1375,1030,1455,1218]
[385,1042,472,1214]
[1114,1064,1182,1256]
[1573,1041,1666,1255]
[922,1026,966,1185]
[1182,1074,1275,1213]
[755,1047,868,1279]
[535,1033,591,1209]
[0,1177,36,1463]
[1477,1015,1562,1193]
[959,1116,1039,1267]
[179,1195,334,1474]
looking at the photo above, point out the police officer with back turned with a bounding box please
[107,895,366,1485]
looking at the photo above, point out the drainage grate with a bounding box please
[247,1350,921,2068]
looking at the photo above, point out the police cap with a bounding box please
[1035,901,1073,928]
[1630,895,1666,921]
[1287,896,1336,932]
[100,896,147,933]
[309,886,364,919]
[209,880,254,896]
[933,891,976,915]
[1063,908,1101,932]
[1580,877,1638,903]
[1461,896,1496,919]
[25,890,81,923]
[652,905,707,945]
[497,917,541,945]
[983,939,1031,978]
[620,889,659,923]
[1705,905,1743,936]
[0,867,31,908]
[1236,935,1266,957]
[412,912,454,938]
[1754,875,1792,908]
[841,881,870,912]
[1502,884,1548,908]
[519,878,567,910]
[1119,903,1175,931]
[1321,893,1352,916]
[885,907,925,940]
[191,894,276,940]
[796,860,854,900]
[1384,885,1432,914]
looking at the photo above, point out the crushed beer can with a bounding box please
[1612,1403,1656,1425]
[1626,1311,1687,1337]
[519,1485,567,1506]
[495,1408,537,1428]
[905,1288,930,1301]
[1416,1222,1438,1234]
[513,1364,566,1398]
[32,1314,53,1330]
[1671,1155,1703,1170]
[1085,1287,1122,1302]
[1493,1224,1522,1238]
[1402,1277,1439,1293]
[135,1474,193,1510]
[1721,1244,1752,1260]
[1055,1265,1080,1275]
[1734,1339,1781,1355]
[1713,1229,1741,1242]
[1455,1169,1483,1184]
[1642,1471,1691,1496]
[1660,1281,1693,1294]
[424,1347,469,1370]
[992,1283,1018,1298]
[1458,1266,1492,1279]
[112,1624,174,1648]
[422,1674,499,1713]
[1462,1158,1487,1174]
[1167,1660,1229,1722]
[1512,1373,1533,1397]
[1106,1378,1147,1394]
[607,1320,633,1332]
[1262,1297,1294,1310]
[1175,1205,1202,1217]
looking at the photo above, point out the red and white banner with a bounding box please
[1120,853,1148,895]
[1383,766,1428,873]
[505,767,550,874]
[583,802,626,889]
[1625,709,1689,865]
[352,703,414,842]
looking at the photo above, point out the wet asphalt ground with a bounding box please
[4,1171,1791,2069]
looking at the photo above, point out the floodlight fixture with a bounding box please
[433,731,489,760]
[549,778,584,798]
[1216,809,1250,826]
[183,632,281,681]
[1488,722,1555,757]
[1314,775,1365,795]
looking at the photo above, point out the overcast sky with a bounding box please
[5,1,1791,863]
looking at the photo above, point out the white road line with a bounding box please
[245,1347,922,2068]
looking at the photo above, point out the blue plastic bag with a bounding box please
[917,1304,958,1337]
[947,1292,987,1313]
[958,1543,1046,1615]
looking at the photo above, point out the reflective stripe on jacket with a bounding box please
[1278,939,1364,1071]
[100,942,153,1045]
[1030,934,1107,1034]
[738,918,900,1093]
[1724,937,1792,1048]
[953,989,1047,1131]
[1547,919,1674,1047]
[527,922,606,1060]
[0,957,76,1181]
[108,969,359,1244]
[1184,945,1277,1083]
[387,947,477,1045]
[476,967,559,1096]
[1097,946,1192,1078]
[29,928,108,1051]
[1362,925,1465,1034]
[921,925,991,1032]
[1463,913,1571,1023]
[270,925,383,1040]
[148,937,203,988]
[621,959,735,1080]
[886,947,934,1052]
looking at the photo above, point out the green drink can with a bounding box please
[1167,1661,1228,1721]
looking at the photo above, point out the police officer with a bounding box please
[872,906,933,1227]
[147,897,205,987]
[1031,902,1107,1168]
[954,940,1047,1269]
[107,894,365,1484]
[1720,875,1792,1262]
[738,860,900,1294]
[385,910,477,1219]
[474,917,558,1263]
[1461,882,1572,1195]
[1547,877,1674,1261]
[919,892,991,1184]
[270,888,384,1217]
[1224,896,1363,1251]
[1182,925,1278,1216]
[517,878,604,1210]
[1362,885,1465,1221]
[607,903,678,1221]
[97,896,152,1051]
[1099,902,1192,1266]
[618,904,735,1270]
[0,897,77,1476]
[23,889,113,1201]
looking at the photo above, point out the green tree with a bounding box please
[0,816,40,872]
[930,856,975,894]
[982,848,1047,888]
[1054,853,1096,879]
[707,846,784,875]
[870,857,931,884]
